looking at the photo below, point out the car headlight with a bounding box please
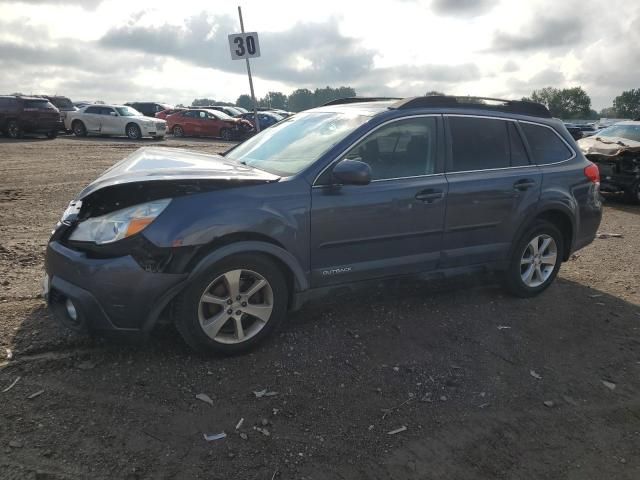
[68,199,171,244]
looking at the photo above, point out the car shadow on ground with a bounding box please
[602,195,640,215]
[4,274,640,478]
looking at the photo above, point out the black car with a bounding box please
[44,96,602,354]
[125,102,174,118]
[0,95,62,139]
[564,123,584,141]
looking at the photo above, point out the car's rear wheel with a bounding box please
[174,254,288,355]
[126,123,142,140]
[72,121,87,137]
[504,220,563,298]
[623,181,640,204]
[6,120,21,138]
[173,125,184,137]
[220,128,232,141]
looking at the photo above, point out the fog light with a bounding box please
[65,299,78,321]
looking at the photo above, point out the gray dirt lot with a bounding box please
[0,136,639,480]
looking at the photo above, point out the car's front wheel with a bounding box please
[504,221,563,298]
[6,120,21,138]
[220,128,232,141]
[72,120,87,137]
[174,254,288,355]
[126,123,142,140]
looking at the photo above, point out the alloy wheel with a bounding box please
[7,121,20,138]
[197,269,274,344]
[520,234,557,288]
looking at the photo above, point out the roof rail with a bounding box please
[390,96,552,118]
[322,97,402,107]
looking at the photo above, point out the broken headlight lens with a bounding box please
[69,199,171,244]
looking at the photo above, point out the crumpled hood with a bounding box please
[578,135,640,157]
[76,147,279,199]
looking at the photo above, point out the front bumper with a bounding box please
[44,241,186,333]
[140,123,166,137]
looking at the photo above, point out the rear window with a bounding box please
[449,116,510,171]
[520,123,573,164]
[24,99,54,110]
[49,97,74,110]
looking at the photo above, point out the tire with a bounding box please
[6,120,21,139]
[220,128,232,141]
[174,254,288,355]
[504,220,564,298]
[72,121,87,137]
[126,123,142,140]
[623,181,640,204]
[173,125,184,137]
[46,130,58,139]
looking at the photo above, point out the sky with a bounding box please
[0,0,638,110]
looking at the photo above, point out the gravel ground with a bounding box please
[0,135,639,480]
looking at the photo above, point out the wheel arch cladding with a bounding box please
[188,239,308,293]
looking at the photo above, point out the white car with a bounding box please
[65,104,167,139]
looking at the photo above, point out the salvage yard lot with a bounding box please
[1,136,639,479]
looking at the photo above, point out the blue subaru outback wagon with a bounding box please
[44,96,603,354]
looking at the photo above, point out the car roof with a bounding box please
[606,120,640,126]
[308,96,554,122]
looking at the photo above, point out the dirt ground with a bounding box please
[1,135,639,480]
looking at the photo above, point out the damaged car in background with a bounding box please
[578,121,640,203]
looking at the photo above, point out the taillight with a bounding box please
[584,162,600,184]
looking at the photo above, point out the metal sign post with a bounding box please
[234,6,260,132]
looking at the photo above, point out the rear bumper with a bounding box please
[22,120,63,133]
[44,241,186,333]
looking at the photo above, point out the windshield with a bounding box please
[115,106,143,117]
[596,124,640,142]
[226,111,371,176]
[205,109,232,120]
[49,97,74,110]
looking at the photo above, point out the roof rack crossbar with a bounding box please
[390,96,551,118]
[322,97,402,107]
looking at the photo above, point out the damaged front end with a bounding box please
[44,147,280,333]
[578,136,640,202]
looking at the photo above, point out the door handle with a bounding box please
[513,179,536,191]
[415,189,444,203]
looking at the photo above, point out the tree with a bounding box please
[236,94,253,110]
[528,86,592,119]
[192,98,235,107]
[613,89,640,119]
[287,88,314,112]
[599,106,618,118]
[265,91,287,110]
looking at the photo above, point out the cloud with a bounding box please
[100,13,376,85]
[0,0,103,8]
[502,60,518,73]
[431,0,498,16]
[489,16,584,52]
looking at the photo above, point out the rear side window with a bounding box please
[85,106,101,114]
[520,123,573,164]
[508,122,530,167]
[448,117,510,171]
[0,97,18,109]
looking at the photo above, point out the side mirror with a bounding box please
[332,159,371,186]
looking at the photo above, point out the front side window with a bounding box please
[226,111,371,176]
[448,117,510,172]
[100,107,115,116]
[343,117,438,180]
[520,123,573,164]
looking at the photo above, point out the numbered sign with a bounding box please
[228,32,261,60]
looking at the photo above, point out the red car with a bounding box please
[155,108,186,120]
[166,109,253,140]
